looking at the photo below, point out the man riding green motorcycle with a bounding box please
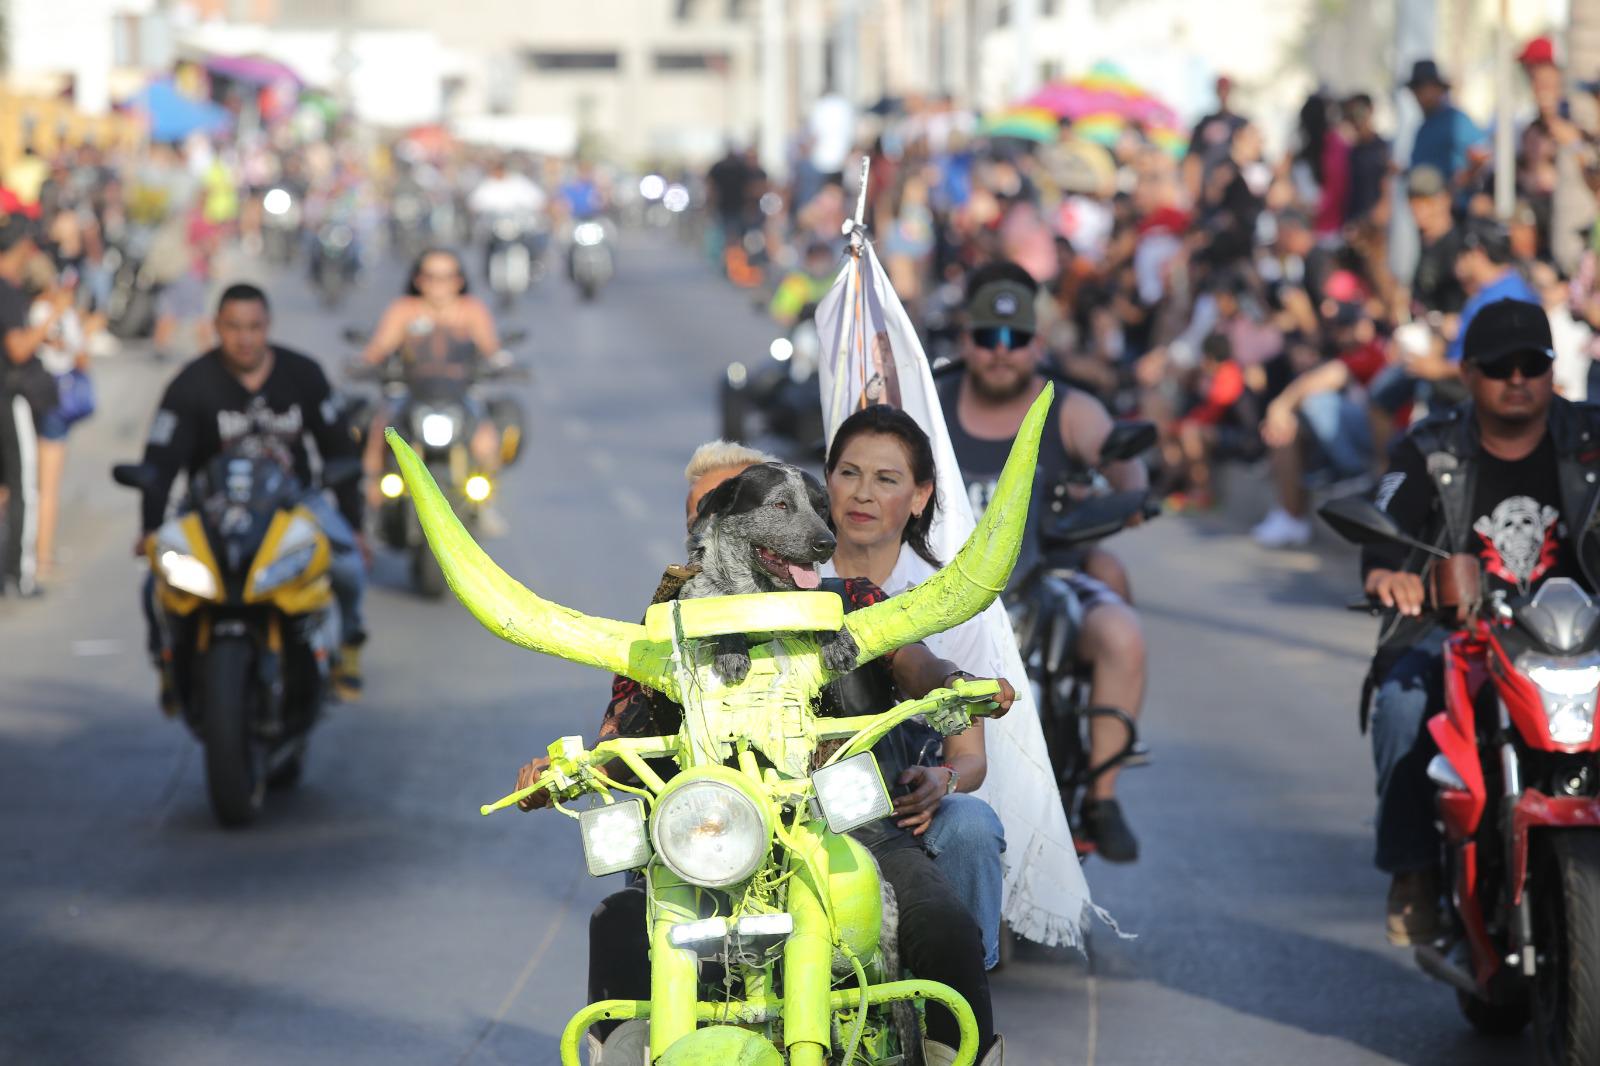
[387,386,1053,1066]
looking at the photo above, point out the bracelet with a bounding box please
[943,670,977,689]
[939,761,961,795]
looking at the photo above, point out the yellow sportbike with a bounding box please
[388,386,1053,1066]
[115,451,350,826]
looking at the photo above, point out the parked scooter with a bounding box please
[388,386,1053,1065]
[1322,495,1600,1065]
[112,451,359,827]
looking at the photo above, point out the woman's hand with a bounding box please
[892,765,954,836]
[513,755,553,812]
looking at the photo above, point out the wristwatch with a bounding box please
[940,761,960,795]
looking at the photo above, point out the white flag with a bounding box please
[816,237,1097,949]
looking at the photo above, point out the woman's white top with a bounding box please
[820,545,985,675]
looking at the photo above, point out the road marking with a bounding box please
[1085,967,1099,1065]
[71,639,126,657]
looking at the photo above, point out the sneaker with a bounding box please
[1081,798,1140,863]
[1386,869,1442,946]
[333,643,363,702]
[1251,508,1313,549]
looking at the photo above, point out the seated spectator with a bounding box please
[1533,259,1595,400]
[1251,304,1382,548]
[1163,332,1252,512]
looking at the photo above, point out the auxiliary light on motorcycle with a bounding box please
[650,774,771,888]
[420,412,456,448]
[263,188,292,216]
[578,799,652,877]
[810,752,894,834]
[464,475,493,503]
[769,337,794,362]
[638,174,666,201]
[668,913,794,958]
[1517,652,1600,744]
[380,473,405,499]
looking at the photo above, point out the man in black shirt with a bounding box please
[1362,299,1600,945]
[1405,165,1465,317]
[138,283,368,700]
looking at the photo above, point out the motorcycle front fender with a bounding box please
[657,1026,784,1066]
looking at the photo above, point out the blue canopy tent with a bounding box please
[129,78,233,143]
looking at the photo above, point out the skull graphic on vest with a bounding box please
[1473,495,1561,592]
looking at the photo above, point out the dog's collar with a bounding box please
[650,563,702,605]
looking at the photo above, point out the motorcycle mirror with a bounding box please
[1099,421,1157,463]
[111,462,155,491]
[342,327,368,346]
[1041,490,1149,547]
[1318,494,1451,559]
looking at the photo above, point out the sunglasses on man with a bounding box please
[1475,349,1553,380]
[971,326,1035,351]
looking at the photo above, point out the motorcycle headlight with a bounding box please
[464,474,492,503]
[158,550,219,599]
[811,753,893,834]
[420,412,456,447]
[579,800,652,877]
[1518,651,1600,745]
[650,776,770,887]
[250,516,320,597]
[155,522,218,599]
[769,337,794,362]
[263,188,292,216]
[573,221,605,246]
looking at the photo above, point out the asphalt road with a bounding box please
[0,231,1531,1065]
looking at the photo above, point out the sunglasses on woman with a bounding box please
[1475,350,1552,380]
[971,326,1035,351]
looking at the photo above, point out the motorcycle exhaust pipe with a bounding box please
[1414,943,1478,997]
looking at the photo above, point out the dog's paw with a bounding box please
[820,629,860,674]
[710,635,752,685]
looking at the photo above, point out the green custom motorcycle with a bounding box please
[387,386,1052,1066]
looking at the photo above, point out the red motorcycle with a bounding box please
[1324,496,1600,1066]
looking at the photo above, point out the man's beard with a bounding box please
[968,366,1034,403]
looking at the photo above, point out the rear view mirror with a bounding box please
[1318,495,1450,559]
[1099,421,1157,463]
[111,462,155,491]
[1041,490,1150,547]
[342,326,368,346]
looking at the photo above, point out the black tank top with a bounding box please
[937,373,1081,586]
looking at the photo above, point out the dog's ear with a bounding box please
[694,464,788,525]
[692,473,746,526]
[797,469,830,519]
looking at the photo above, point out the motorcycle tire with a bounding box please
[414,542,447,599]
[201,638,266,827]
[1531,831,1600,1065]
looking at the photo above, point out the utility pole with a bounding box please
[1493,0,1514,219]
[1012,0,1038,101]
[1389,0,1436,283]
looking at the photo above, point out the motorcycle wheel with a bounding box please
[1531,831,1600,1065]
[201,638,266,827]
[413,543,447,599]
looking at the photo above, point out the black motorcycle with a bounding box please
[1004,419,1158,858]
[344,330,528,597]
[719,301,826,458]
[310,223,360,309]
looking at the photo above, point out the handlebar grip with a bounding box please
[480,777,554,816]
[1346,597,1383,614]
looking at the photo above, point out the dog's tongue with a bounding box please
[789,562,820,590]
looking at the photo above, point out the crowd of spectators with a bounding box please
[714,37,1600,552]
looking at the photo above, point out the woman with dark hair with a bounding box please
[357,248,504,519]
[821,404,1010,973]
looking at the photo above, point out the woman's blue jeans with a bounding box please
[923,792,1007,969]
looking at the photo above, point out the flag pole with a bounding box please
[843,154,871,256]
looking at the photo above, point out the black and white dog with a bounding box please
[682,462,858,681]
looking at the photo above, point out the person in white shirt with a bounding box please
[819,404,1010,971]
[1533,258,1593,401]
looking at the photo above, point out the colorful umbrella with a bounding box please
[127,78,233,144]
[1023,62,1186,157]
[979,106,1060,144]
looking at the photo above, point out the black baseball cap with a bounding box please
[1460,298,1554,366]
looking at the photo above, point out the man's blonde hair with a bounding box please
[684,440,780,483]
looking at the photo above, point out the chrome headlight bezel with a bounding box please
[650,775,771,888]
[1517,650,1600,745]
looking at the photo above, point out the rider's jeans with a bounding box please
[301,494,366,645]
[1370,628,1448,874]
[923,793,1007,969]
